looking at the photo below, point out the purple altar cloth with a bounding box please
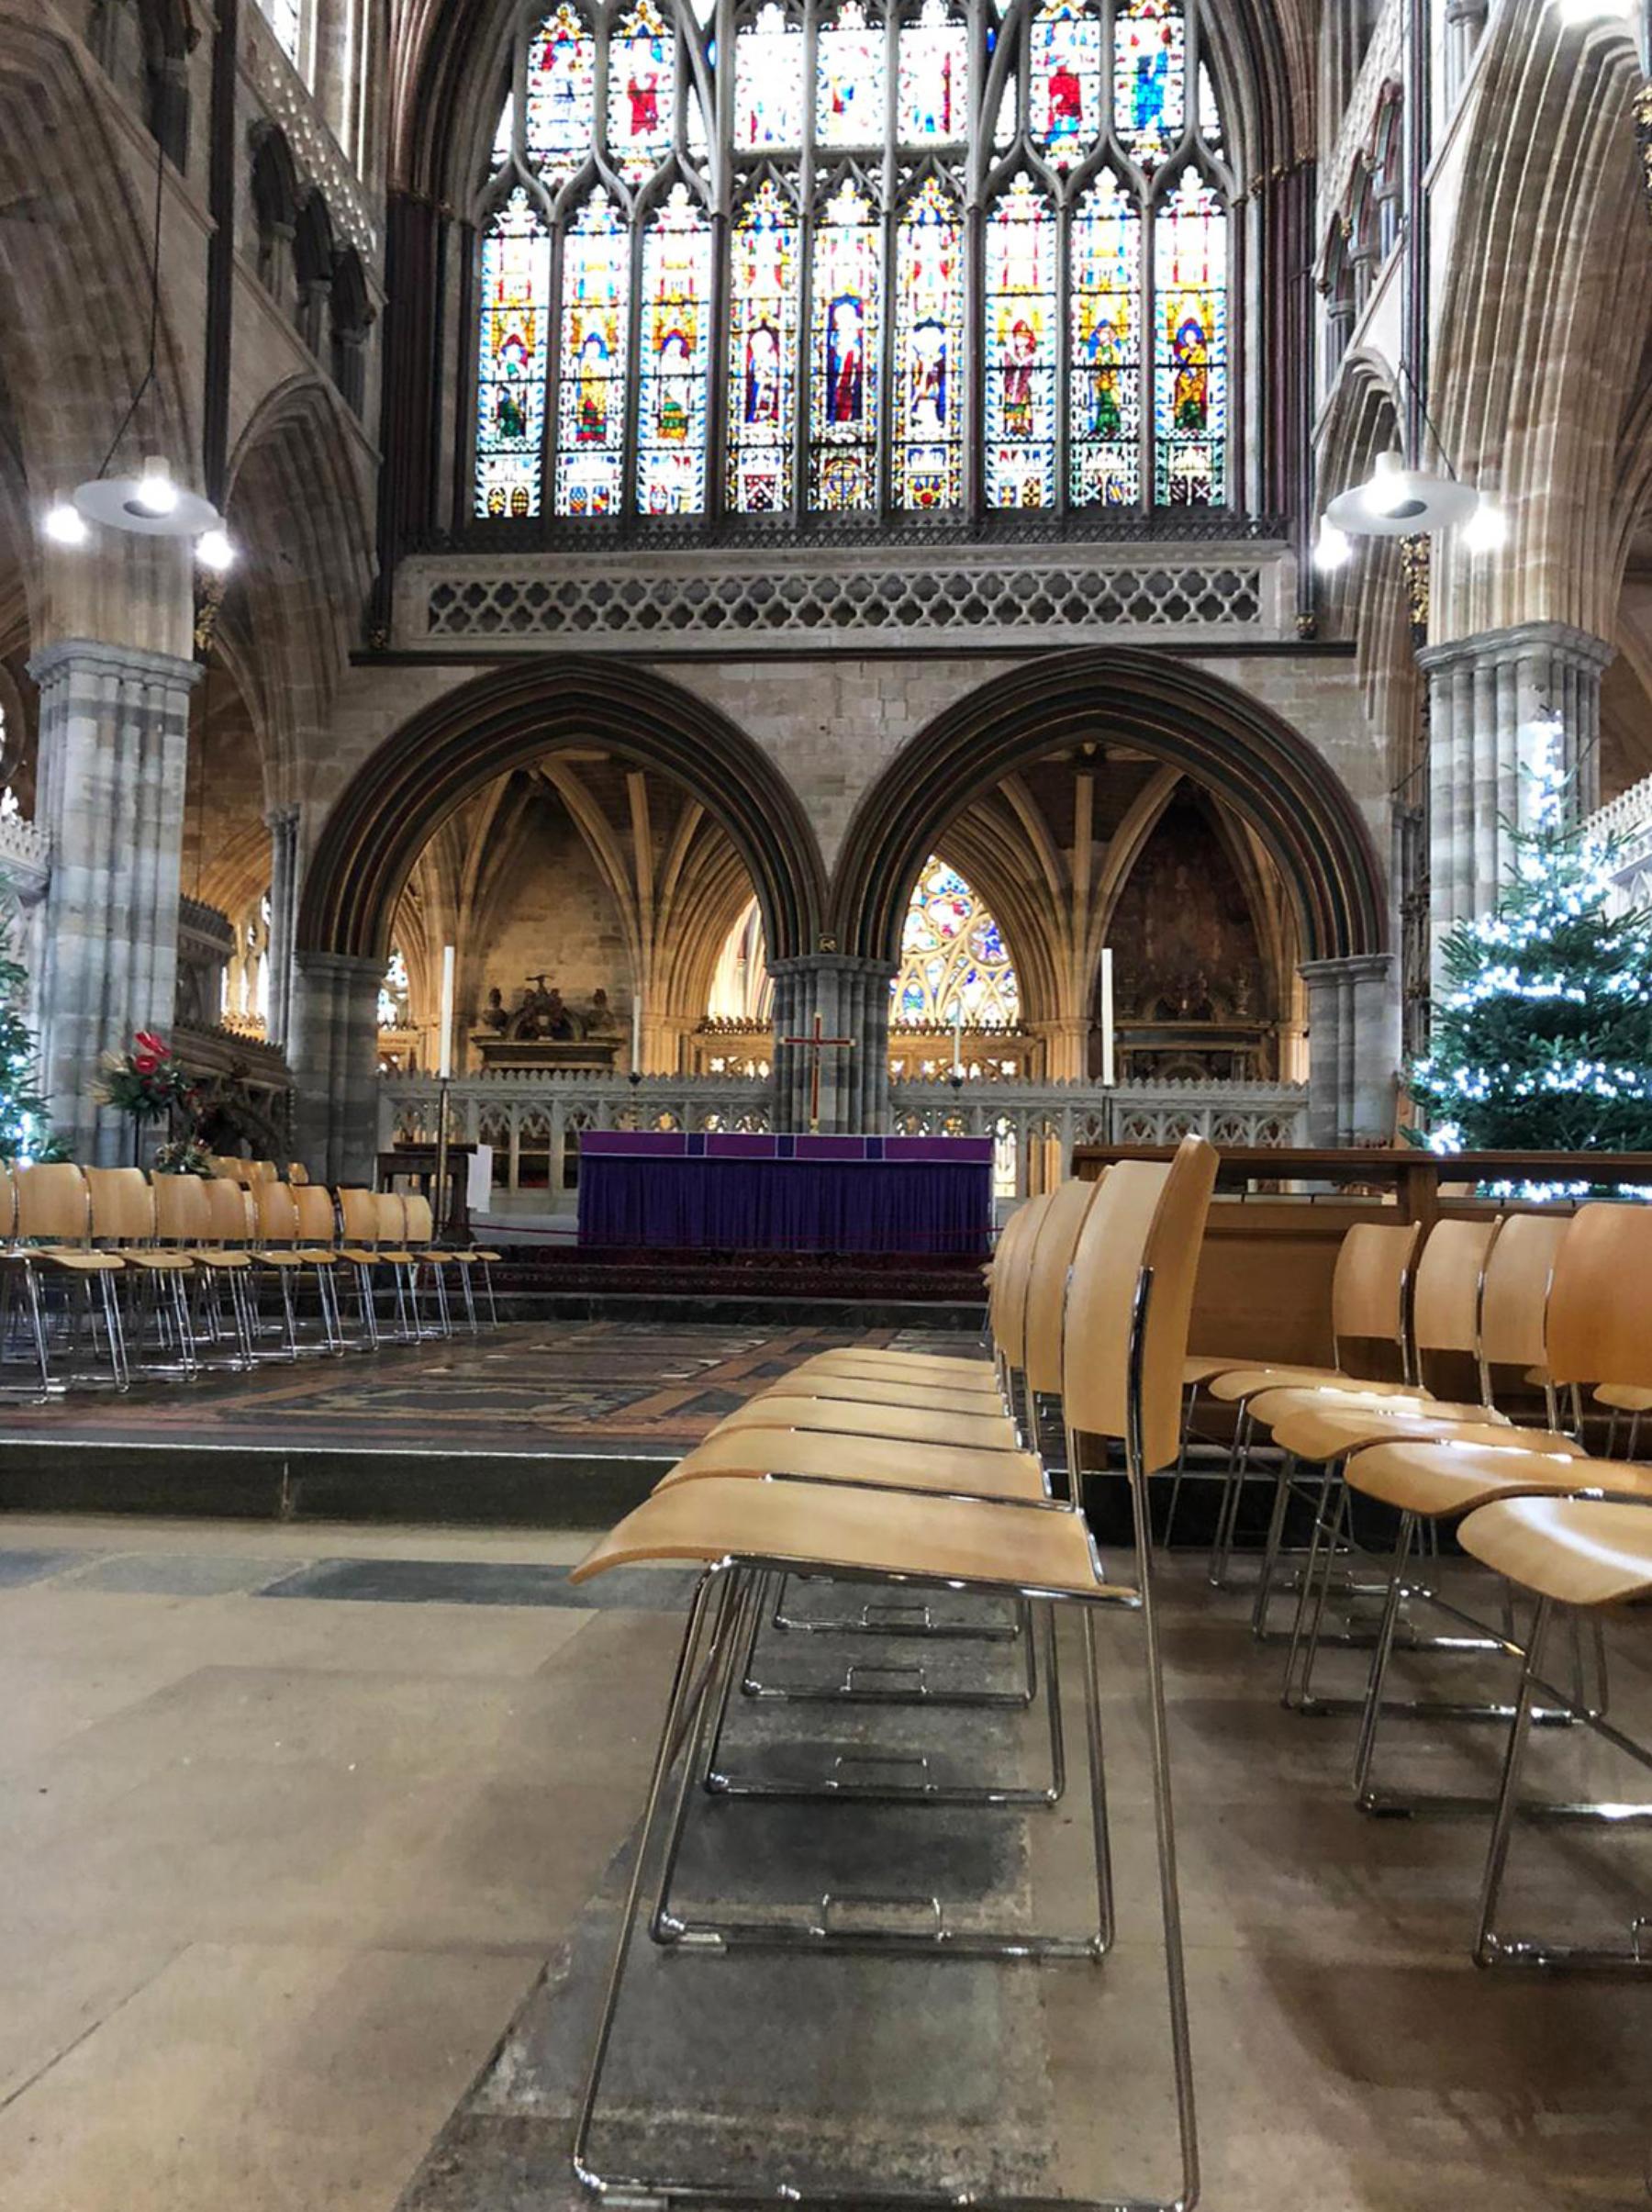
[577,1133,994,1256]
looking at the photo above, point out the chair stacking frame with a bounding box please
[567,1137,1217,2212]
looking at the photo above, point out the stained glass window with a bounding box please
[735,2,804,149]
[893,174,963,509]
[815,0,886,147]
[554,190,630,516]
[894,858,1021,1026]
[727,179,799,513]
[984,176,1056,509]
[1153,170,1226,505]
[474,0,1230,521]
[1069,172,1141,505]
[1113,0,1184,166]
[898,0,968,142]
[474,190,552,518]
[525,6,596,183]
[608,0,675,180]
[809,176,881,510]
[1031,0,1100,169]
[637,185,712,514]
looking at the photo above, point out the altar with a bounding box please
[578,1133,994,1257]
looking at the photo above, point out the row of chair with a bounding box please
[558,1168,1652,2210]
[0,1163,501,1393]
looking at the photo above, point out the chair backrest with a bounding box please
[1545,1203,1652,1390]
[1022,1176,1106,1398]
[1062,1135,1220,1475]
[17,1162,91,1244]
[203,1177,253,1243]
[211,1156,254,1185]
[293,1185,337,1245]
[403,1194,435,1246]
[988,1194,1048,1363]
[251,1160,279,1184]
[252,1180,300,1244]
[153,1172,212,1244]
[1412,1216,1502,1358]
[338,1188,380,1246]
[1330,1222,1421,1356]
[1479,1212,1570,1373]
[85,1166,155,1246]
[374,1191,407,1245]
[288,1162,310,1186]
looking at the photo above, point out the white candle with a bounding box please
[631,995,642,1071]
[1099,947,1115,1089]
[438,943,455,1079]
[952,1006,963,1078]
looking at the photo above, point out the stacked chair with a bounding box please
[566,1138,1218,2211]
[0,1160,506,1392]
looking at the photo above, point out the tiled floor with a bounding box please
[2,1513,1650,2210]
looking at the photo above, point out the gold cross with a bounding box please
[780,1011,855,1133]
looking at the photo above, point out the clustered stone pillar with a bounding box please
[770,954,897,1134]
[1420,621,1613,974]
[1300,953,1400,1147]
[28,639,201,1163]
[288,948,382,1185]
[263,802,301,1051]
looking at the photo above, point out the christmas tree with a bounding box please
[1407,744,1652,1175]
[0,888,53,1158]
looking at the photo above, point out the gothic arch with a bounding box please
[830,648,1389,970]
[296,658,829,968]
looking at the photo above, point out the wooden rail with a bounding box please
[1069,1147,1652,1370]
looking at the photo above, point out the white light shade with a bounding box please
[1460,496,1506,553]
[42,498,88,547]
[1364,448,1410,518]
[132,456,178,516]
[75,474,220,540]
[1552,0,1634,22]
[1313,518,1352,572]
[195,528,236,573]
[1325,464,1479,539]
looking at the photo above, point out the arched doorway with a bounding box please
[831,649,1393,1143]
[292,659,828,1179]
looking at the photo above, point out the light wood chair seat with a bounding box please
[1249,1391,1510,1464]
[745,1369,1007,1417]
[655,1424,1049,1503]
[33,1247,125,1273]
[1206,1363,1418,1405]
[789,1349,1001,1394]
[253,1247,333,1268]
[1457,1494,1652,1608]
[116,1249,195,1273]
[707,1392,1023,1451]
[572,1473,1120,1600]
[1183,1353,1251,1385]
[187,1247,253,1271]
[1596,1383,1652,1414]
[1345,1435,1615,1521]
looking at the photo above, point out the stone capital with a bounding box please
[27,637,204,694]
[293,947,382,987]
[769,951,899,985]
[1415,620,1614,677]
[1298,953,1394,987]
[262,801,303,832]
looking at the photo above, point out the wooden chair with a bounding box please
[151,1172,256,1368]
[1457,1493,1652,1970]
[84,1167,197,1378]
[0,1161,52,1393]
[1476,1212,1569,1421]
[333,1187,395,1349]
[564,1137,1217,2212]
[250,1180,342,1355]
[14,1162,128,1391]
[1335,1201,1652,1817]
[1200,1220,1423,1590]
[371,1191,428,1341]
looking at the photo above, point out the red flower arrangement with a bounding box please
[97,1030,200,1124]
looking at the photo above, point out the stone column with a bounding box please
[769,954,897,1133]
[263,802,301,1051]
[288,948,382,1185]
[1420,621,1613,973]
[28,640,201,1164]
[1300,953,1400,1147]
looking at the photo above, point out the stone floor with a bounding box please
[1,1510,1649,2210]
